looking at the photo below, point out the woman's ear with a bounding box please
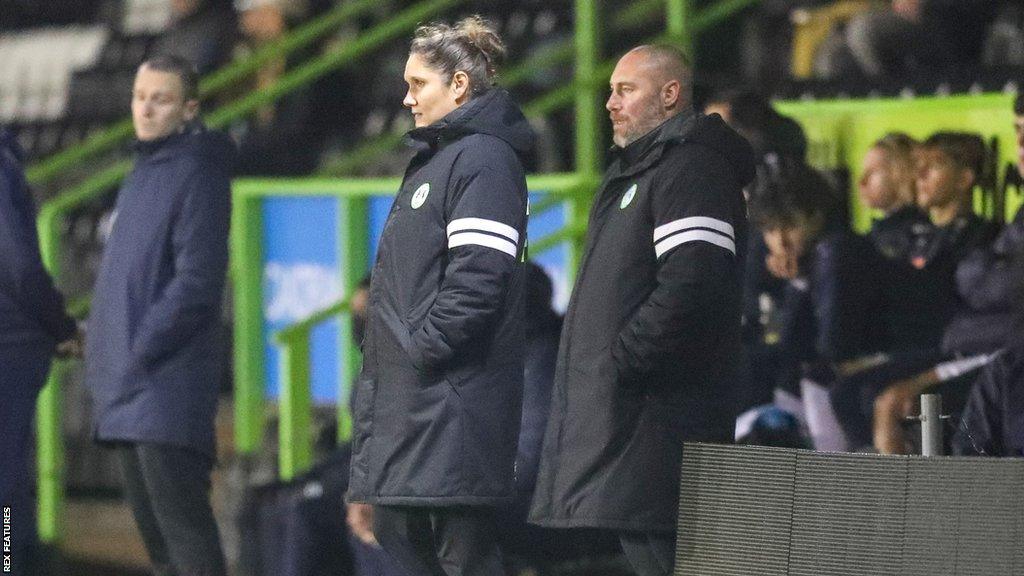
[450,70,470,103]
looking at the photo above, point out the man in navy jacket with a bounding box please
[84,55,234,576]
[1,127,80,574]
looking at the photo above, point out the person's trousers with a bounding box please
[0,343,51,576]
[118,442,227,576]
[619,531,676,576]
[371,505,503,576]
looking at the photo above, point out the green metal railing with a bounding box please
[273,298,352,480]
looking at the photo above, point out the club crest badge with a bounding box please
[620,183,638,209]
[411,183,430,209]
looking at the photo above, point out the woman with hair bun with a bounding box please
[347,16,533,575]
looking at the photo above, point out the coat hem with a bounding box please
[527,515,675,532]
[346,494,513,507]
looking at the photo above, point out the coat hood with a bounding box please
[408,89,535,159]
[615,110,756,188]
[135,122,236,171]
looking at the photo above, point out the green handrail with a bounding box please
[25,0,382,186]
[273,298,351,481]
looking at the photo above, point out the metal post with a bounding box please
[279,335,313,480]
[339,196,368,444]
[665,0,693,58]
[232,193,266,455]
[920,394,943,457]
[35,210,64,543]
[572,0,601,274]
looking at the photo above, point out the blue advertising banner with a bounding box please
[262,197,342,403]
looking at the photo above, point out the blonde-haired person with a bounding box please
[346,16,533,575]
[859,132,929,261]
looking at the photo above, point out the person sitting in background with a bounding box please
[872,104,1024,455]
[858,132,928,261]
[831,131,998,451]
[890,132,997,353]
[816,0,996,82]
[703,89,807,164]
[749,162,884,397]
[703,89,816,410]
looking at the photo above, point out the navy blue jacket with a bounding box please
[84,125,234,457]
[0,129,76,348]
[775,230,885,388]
[348,89,532,506]
[953,346,1024,457]
[942,206,1024,355]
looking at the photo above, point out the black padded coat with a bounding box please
[348,89,532,506]
[529,111,754,531]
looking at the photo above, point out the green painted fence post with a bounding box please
[35,208,64,543]
[231,193,266,455]
[666,0,693,57]
[339,197,369,444]
[573,0,601,273]
[277,335,312,481]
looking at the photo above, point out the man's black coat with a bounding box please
[530,111,754,531]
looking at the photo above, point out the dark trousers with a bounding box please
[0,343,51,576]
[372,505,503,576]
[619,531,675,576]
[118,442,226,576]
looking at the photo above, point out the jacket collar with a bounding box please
[405,89,496,150]
[607,108,697,180]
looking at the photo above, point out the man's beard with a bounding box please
[614,98,667,148]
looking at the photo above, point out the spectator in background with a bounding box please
[817,0,999,82]
[749,162,883,397]
[84,55,234,576]
[150,0,237,75]
[703,89,807,164]
[874,99,1024,454]
[859,132,928,261]
[900,132,996,347]
[231,0,332,176]
[1,128,82,576]
[703,89,814,410]
[832,132,999,452]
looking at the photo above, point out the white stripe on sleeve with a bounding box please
[447,217,519,244]
[654,229,736,258]
[448,232,518,258]
[653,216,734,243]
